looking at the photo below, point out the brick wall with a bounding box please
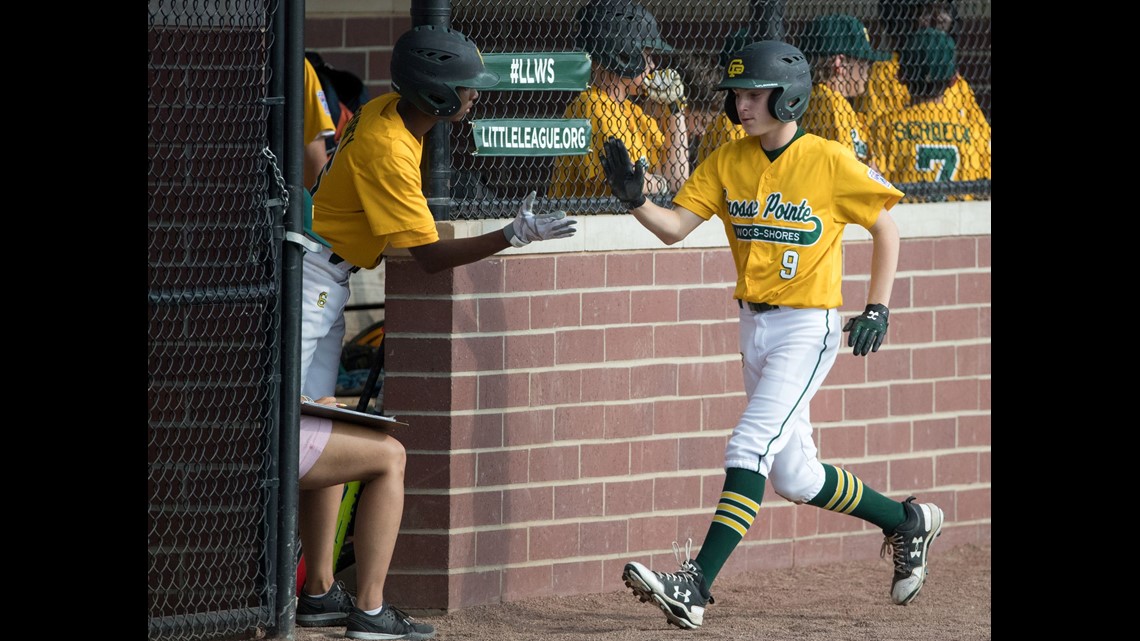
[305,11,408,99]
[373,204,991,610]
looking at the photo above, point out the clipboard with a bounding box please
[301,401,410,428]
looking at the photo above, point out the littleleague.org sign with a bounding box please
[470,119,592,157]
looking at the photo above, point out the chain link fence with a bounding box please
[148,1,287,639]
[448,0,990,219]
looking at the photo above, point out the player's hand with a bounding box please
[643,68,686,113]
[842,304,890,356]
[599,138,647,209]
[503,190,578,247]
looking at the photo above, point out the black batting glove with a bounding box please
[842,304,890,356]
[599,137,647,209]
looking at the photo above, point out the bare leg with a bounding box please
[350,453,404,610]
[300,422,406,612]
[298,484,342,595]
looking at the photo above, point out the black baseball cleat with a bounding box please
[882,496,945,605]
[622,539,714,630]
[296,579,356,627]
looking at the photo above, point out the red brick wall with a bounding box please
[377,231,991,610]
[306,15,408,99]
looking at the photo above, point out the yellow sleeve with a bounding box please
[303,59,336,144]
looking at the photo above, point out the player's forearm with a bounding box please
[303,138,329,189]
[865,210,900,305]
[629,202,697,245]
[407,232,511,274]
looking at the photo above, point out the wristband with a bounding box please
[503,224,528,248]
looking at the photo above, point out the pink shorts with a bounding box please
[299,415,333,478]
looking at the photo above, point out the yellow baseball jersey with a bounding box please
[310,92,440,269]
[868,97,991,200]
[800,84,874,165]
[550,87,663,199]
[696,112,746,167]
[854,53,982,127]
[675,133,903,309]
[303,58,336,145]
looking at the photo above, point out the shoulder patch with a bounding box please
[867,167,894,189]
[317,89,332,117]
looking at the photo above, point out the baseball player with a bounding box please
[599,40,944,630]
[549,0,688,201]
[303,57,336,189]
[868,27,991,200]
[694,30,748,167]
[854,0,984,129]
[798,14,890,169]
[301,25,578,402]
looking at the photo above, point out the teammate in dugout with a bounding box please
[303,57,337,190]
[599,40,945,630]
[301,25,578,401]
[798,14,890,171]
[867,27,990,200]
[694,29,749,167]
[853,0,984,130]
[549,0,689,202]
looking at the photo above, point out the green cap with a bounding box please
[900,27,956,83]
[801,14,891,61]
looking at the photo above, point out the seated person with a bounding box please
[798,14,890,170]
[694,29,748,167]
[550,0,688,204]
[855,0,984,130]
[868,28,991,201]
[295,396,436,640]
[303,57,336,189]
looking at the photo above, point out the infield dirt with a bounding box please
[288,542,990,641]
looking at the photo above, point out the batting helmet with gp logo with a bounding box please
[718,40,812,124]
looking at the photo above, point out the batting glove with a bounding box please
[643,68,687,114]
[842,304,890,356]
[502,190,578,247]
[599,137,647,210]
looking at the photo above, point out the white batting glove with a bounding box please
[502,190,578,247]
[643,68,686,112]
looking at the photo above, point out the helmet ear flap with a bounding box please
[724,91,740,125]
[768,87,787,121]
[768,88,783,120]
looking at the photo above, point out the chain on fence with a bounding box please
[148,1,283,639]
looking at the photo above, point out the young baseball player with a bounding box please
[868,27,991,200]
[549,0,688,201]
[302,57,336,190]
[600,40,944,630]
[294,398,435,639]
[694,29,748,167]
[854,0,983,130]
[798,14,890,170]
[301,25,577,401]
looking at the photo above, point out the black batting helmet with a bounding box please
[718,40,811,124]
[575,0,674,78]
[390,25,500,117]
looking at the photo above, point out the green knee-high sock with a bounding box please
[694,467,765,589]
[806,464,907,531]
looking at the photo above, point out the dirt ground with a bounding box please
[288,542,990,641]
